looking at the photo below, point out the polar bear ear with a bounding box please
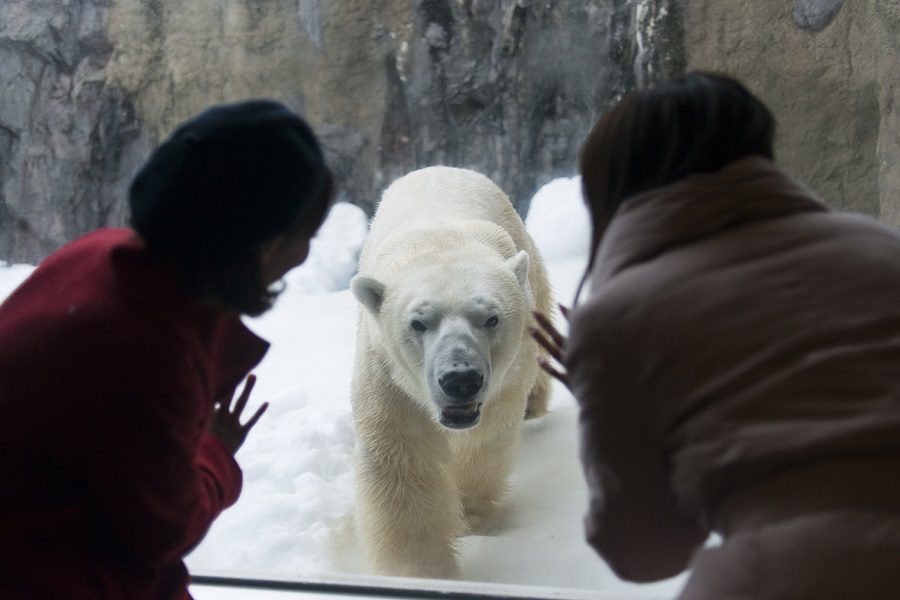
[350,275,386,316]
[507,250,530,289]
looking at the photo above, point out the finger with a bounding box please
[216,393,233,412]
[241,402,269,432]
[532,311,566,347]
[233,374,257,417]
[531,328,564,363]
[538,357,570,387]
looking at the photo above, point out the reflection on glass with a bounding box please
[185,177,686,595]
[2,0,893,597]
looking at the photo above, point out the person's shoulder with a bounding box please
[822,211,900,237]
[793,211,900,259]
[0,226,193,368]
[5,228,146,314]
[70,227,134,246]
[10,228,136,300]
[42,228,136,265]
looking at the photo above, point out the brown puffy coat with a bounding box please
[565,156,900,598]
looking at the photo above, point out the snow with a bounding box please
[0,177,685,599]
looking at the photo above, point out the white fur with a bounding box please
[349,166,553,578]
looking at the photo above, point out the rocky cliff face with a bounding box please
[685,0,900,224]
[0,0,153,262]
[0,0,683,263]
[7,1,896,265]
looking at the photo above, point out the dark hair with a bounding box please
[185,171,334,316]
[129,99,334,315]
[576,71,775,300]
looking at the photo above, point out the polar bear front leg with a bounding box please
[525,369,551,419]
[354,443,465,579]
[454,427,520,534]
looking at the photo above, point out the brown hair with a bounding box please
[576,71,775,301]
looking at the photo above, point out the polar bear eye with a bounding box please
[411,320,427,332]
[484,315,500,328]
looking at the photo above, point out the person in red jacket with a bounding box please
[533,72,900,599]
[0,99,334,599]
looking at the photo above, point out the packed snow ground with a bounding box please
[0,177,685,599]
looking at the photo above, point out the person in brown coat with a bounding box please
[533,72,900,599]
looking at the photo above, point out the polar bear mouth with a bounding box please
[439,402,482,429]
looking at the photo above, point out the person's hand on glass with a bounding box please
[531,305,571,389]
[208,374,269,455]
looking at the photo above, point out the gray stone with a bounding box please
[875,0,900,47]
[0,0,151,262]
[793,0,844,32]
[686,1,899,227]
[1,0,685,263]
[2,0,898,281]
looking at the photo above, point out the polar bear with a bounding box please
[349,166,553,579]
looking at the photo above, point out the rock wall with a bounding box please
[3,1,899,265]
[0,0,683,263]
[0,0,153,262]
[684,0,900,223]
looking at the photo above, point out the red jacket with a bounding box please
[0,229,269,599]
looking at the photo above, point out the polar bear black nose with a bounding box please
[439,369,484,400]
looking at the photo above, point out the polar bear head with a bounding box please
[351,246,530,430]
